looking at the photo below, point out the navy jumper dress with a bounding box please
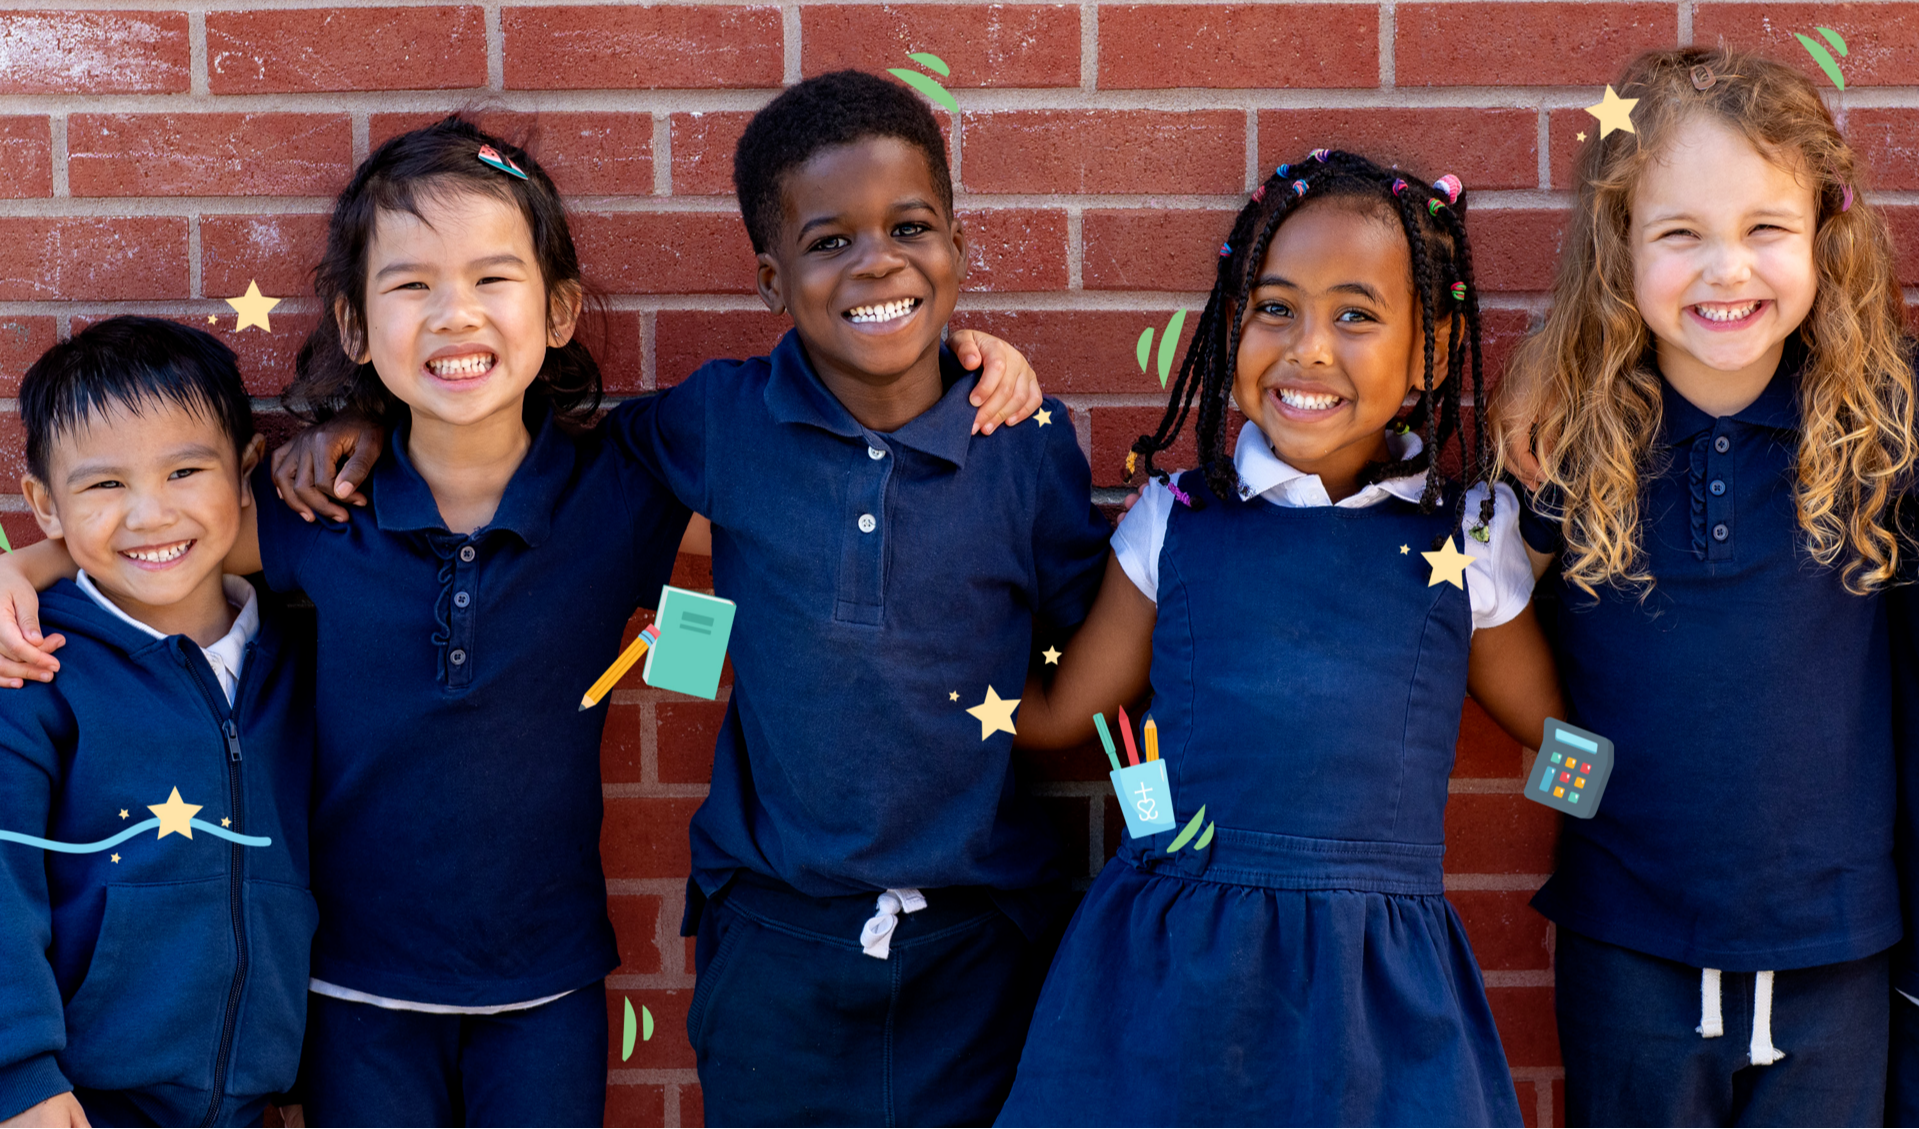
[998,471,1520,1127]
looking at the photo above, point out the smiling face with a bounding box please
[756,136,966,398]
[24,398,261,639]
[1232,199,1437,501]
[350,188,577,432]
[1631,115,1818,411]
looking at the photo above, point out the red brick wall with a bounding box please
[0,3,1908,1125]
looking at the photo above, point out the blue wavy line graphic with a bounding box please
[0,818,271,853]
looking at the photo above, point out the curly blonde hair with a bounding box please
[1502,46,1914,595]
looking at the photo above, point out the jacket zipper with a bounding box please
[183,640,258,1128]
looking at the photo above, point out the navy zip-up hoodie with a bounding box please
[0,579,316,1127]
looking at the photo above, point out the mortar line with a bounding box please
[48,114,68,198]
[188,10,209,98]
[782,2,802,86]
[187,213,202,298]
[1378,0,1395,90]
[1080,0,1097,92]
[484,0,505,90]
[653,113,673,196]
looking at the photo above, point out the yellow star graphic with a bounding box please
[965,686,1021,740]
[110,853,120,864]
[1399,544,1409,555]
[1575,131,1587,142]
[949,690,959,701]
[1421,537,1477,590]
[225,280,282,333]
[221,817,231,828]
[1584,86,1639,139]
[1042,646,1061,665]
[147,788,202,840]
[118,809,128,819]
[1035,408,1053,427]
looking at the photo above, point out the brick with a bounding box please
[68,114,352,198]
[658,700,725,784]
[0,411,21,486]
[605,988,695,1068]
[604,1082,665,1128]
[1478,307,1536,392]
[683,1084,705,1127]
[1454,698,1525,779]
[372,111,654,197]
[201,215,328,300]
[1039,795,1091,878]
[961,110,1245,195]
[1443,793,1560,874]
[1849,109,1919,191]
[603,797,702,878]
[1546,108,1594,192]
[590,312,646,395]
[601,703,646,784]
[0,317,56,396]
[803,5,1078,86]
[947,309,1197,396]
[0,218,186,301]
[503,6,782,90]
[1486,985,1560,1067]
[208,7,485,94]
[1081,208,1237,292]
[655,310,792,385]
[0,117,50,198]
[1,514,41,551]
[670,552,715,592]
[608,892,665,975]
[1395,4,1675,87]
[1100,5,1376,90]
[575,213,758,295]
[70,311,315,397]
[1450,889,1551,970]
[1694,4,1919,87]
[1884,206,1919,285]
[962,208,1068,292]
[1090,405,1245,489]
[1472,210,1569,293]
[1259,108,1538,191]
[0,11,189,94]
[671,112,753,196]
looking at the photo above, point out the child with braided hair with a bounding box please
[995,149,1561,1126]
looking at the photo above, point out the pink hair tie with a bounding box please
[1292,179,1309,196]
[1433,174,1462,204]
[1219,242,1233,257]
[1250,183,1267,203]
[1391,178,1408,196]
[1842,184,1855,212]
[1309,148,1330,162]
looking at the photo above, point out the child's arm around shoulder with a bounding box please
[1015,552,1157,749]
[1464,482,1564,748]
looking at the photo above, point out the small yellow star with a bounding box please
[221,817,231,828]
[1035,408,1053,427]
[147,787,202,840]
[965,686,1021,740]
[1399,544,1409,555]
[1042,646,1061,665]
[225,280,282,333]
[110,853,120,864]
[1421,537,1477,590]
[1584,86,1639,139]
[118,809,129,819]
[949,690,959,701]
[1575,131,1587,142]
[207,315,217,323]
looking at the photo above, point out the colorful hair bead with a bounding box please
[1292,179,1309,196]
[1309,148,1330,162]
[1450,281,1467,301]
[1842,184,1855,213]
[1251,184,1267,204]
[477,144,528,181]
[1219,241,1233,257]
[1276,164,1290,177]
[1433,174,1462,204]
[1125,451,1139,477]
[1391,178,1408,196]
[1428,198,1443,216]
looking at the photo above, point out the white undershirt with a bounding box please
[74,572,258,703]
[307,979,575,1016]
[1111,422,1534,631]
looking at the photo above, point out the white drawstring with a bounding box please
[858,888,926,960]
[1696,967,1785,1064]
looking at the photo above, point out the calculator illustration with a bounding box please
[1525,719,1615,819]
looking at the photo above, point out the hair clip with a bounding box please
[1166,480,1195,508]
[1450,281,1467,301]
[1841,184,1855,212]
[1292,179,1309,196]
[1391,178,1409,196]
[1219,241,1233,257]
[1691,64,1716,91]
[1433,174,1462,204]
[477,145,528,181]
[1309,148,1331,162]
[1250,184,1267,204]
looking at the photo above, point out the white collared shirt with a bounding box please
[1112,422,1534,631]
[74,572,259,703]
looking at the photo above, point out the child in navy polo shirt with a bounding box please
[1496,48,1913,1125]
[0,317,315,1128]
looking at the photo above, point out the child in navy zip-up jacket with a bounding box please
[0,318,314,1128]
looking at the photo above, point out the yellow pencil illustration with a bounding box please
[579,624,660,711]
[1144,717,1159,762]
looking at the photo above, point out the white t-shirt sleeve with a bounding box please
[1110,476,1177,605]
[1462,482,1535,632]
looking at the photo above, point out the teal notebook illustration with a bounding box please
[642,585,736,700]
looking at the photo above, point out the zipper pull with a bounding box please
[223,719,242,763]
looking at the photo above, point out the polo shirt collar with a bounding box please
[1660,339,1805,442]
[372,401,568,546]
[1231,420,1429,507]
[763,328,976,469]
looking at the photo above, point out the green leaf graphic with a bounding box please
[1194,822,1215,850]
[1795,33,1846,89]
[1816,26,1848,57]
[621,998,637,1061]
[1167,804,1208,853]
[1156,309,1188,388]
[0,523,11,553]
[887,69,959,114]
[908,52,951,77]
[643,1004,655,1042]
[1136,327,1155,372]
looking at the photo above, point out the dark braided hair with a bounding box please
[1131,149,1496,546]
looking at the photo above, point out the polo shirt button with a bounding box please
[459,546,476,562]
[857,514,877,533]
[1712,522,1729,542]
[868,446,886,460]
[454,591,471,608]
[450,649,467,666]
[1714,436,1731,454]
[1710,479,1726,496]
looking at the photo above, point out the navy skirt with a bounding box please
[997,828,1521,1127]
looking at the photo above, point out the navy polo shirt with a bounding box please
[605,330,1109,902]
[254,403,690,1006]
[1527,350,1899,971]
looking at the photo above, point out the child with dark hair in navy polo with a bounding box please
[997,150,1562,1126]
[0,317,314,1128]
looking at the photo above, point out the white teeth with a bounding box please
[1279,389,1342,411]
[428,354,495,377]
[123,542,191,564]
[846,298,919,324]
[1695,301,1760,323]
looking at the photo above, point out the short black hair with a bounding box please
[733,70,954,253]
[21,316,254,482]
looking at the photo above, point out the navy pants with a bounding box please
[297,983,607,1127]
[688,874,1064,1127]
[1889,992,1919,1126]
[1556,929,1887,1126]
